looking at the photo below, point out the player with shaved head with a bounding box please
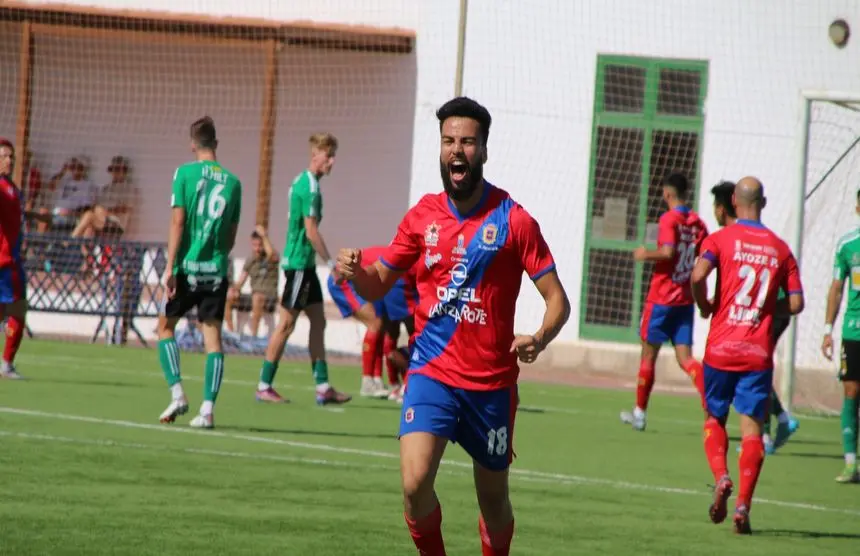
[692,177,804,534]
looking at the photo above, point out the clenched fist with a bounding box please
[335,248,363,283]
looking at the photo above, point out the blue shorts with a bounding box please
[326,275,382,318]
[382,278,417,322]
[399,373,518,471]
[0,263,26,305]
[640,302,693,346]
[704,364,772,420]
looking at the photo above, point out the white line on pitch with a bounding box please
[0,406,857,518]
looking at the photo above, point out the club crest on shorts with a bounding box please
[424,221,441,247]
[404,407,415,423]
[482,223,498,245]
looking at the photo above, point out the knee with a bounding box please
[401,459,435,509]
[368,316,384,334]
[277,315,296,336]
[475,473,511,518]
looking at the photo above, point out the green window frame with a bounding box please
[580,55,709,343]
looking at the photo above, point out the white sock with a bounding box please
[777,412,791,424]
[633,407,646,419]
[1,360,11,372]
[316,382,330,393]
[847,453,857,466]
[257,381,270,391]
[170,383,185,401]
[200,400,214,416]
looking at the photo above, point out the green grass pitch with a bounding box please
[0,340,857,555]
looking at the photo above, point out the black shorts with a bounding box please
[163,274,228,323]
[280,268,323,311]
[840,339,860,382]
[771,316,791,343]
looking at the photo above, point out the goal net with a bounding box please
[0,5,415,360]
[787,93,860,415]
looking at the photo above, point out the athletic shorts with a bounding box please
[0,262,25,305]
[382,277,418,322]
[840,339,860,382]
[163,274,228,322]
[399,373,519,471]
[232,293,277,314]
[771,315,791,343]
[704,364,772,421]
[281,268,323,311]
[640,302,694,346]
[326,274,382,318]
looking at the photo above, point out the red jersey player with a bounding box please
[336,97,570,556]
[0,139,27,380]
[691,177,804,535]
[621,172,708,431]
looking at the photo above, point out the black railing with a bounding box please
[21,232,169,346]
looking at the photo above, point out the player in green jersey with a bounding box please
[255,133,351,405]
[157,116,242,429]
[711,182,799,453]
[822,189,860,483]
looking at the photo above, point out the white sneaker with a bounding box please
[189,413,214,429]
[371,378,390,399]
[387,384,403,402]
[0,367,24,380]
[159,397,189,424]
[359,377,376,397]
[620,409,646,431]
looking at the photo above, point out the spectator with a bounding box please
[71,155,137,239]
[21,149,43,215]
[226,226,280,338]
[38,156,98,233]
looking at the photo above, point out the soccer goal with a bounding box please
[782,90,860,415]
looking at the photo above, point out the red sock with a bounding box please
[737,435,765,509]
[635,360,656,411]
[371,332,384,379]
[361,330,379,378]
[479,516,514,556]
[383,335,399,385]
[681,358,706,405]
[703,417,729,483]
[405,504,446,556]
[3,316,24,365]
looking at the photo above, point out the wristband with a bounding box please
[824,323,833,335]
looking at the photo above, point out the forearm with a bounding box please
[261,237,275,259]
[307,229,332,263]
[825,290,843,327]
[351,265,390,302]
[643,250,672,262]
[692,280,710,313]
[166,222,183,272]
[534,291,571,348]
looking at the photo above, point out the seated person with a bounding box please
[37,157,98,233]
[225,226,280,338]
[72,155,136,239]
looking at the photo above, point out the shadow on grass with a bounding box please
[755,529,860,539]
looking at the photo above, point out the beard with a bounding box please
[440,158,483,202]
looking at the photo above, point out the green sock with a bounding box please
[158,338,182,387]
[842,397,859,458]
[260,360,278,386]
[204,353,225,403]
[312,359,329,386]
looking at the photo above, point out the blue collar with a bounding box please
[737,218,766,229]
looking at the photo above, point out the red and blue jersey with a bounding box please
[361,245,387,267]
[380,183,555,390]
[700,220,803,372]
[0,175,23,268]
[646,207,708,306]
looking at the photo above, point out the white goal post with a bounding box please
[782,89,860,414]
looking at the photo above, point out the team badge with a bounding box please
[404,407,415,423]
[424,221,441,247]
[452,233,467,256]
[482,224,498,245]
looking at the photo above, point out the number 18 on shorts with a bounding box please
[399,374,518,471]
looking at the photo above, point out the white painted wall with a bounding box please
[7,0,860,370]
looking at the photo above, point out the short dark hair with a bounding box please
[250,231,261,240]
[190,116,217,150]
[711,180,737,218]
[436,97,492,145]
[663,171,690,198]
